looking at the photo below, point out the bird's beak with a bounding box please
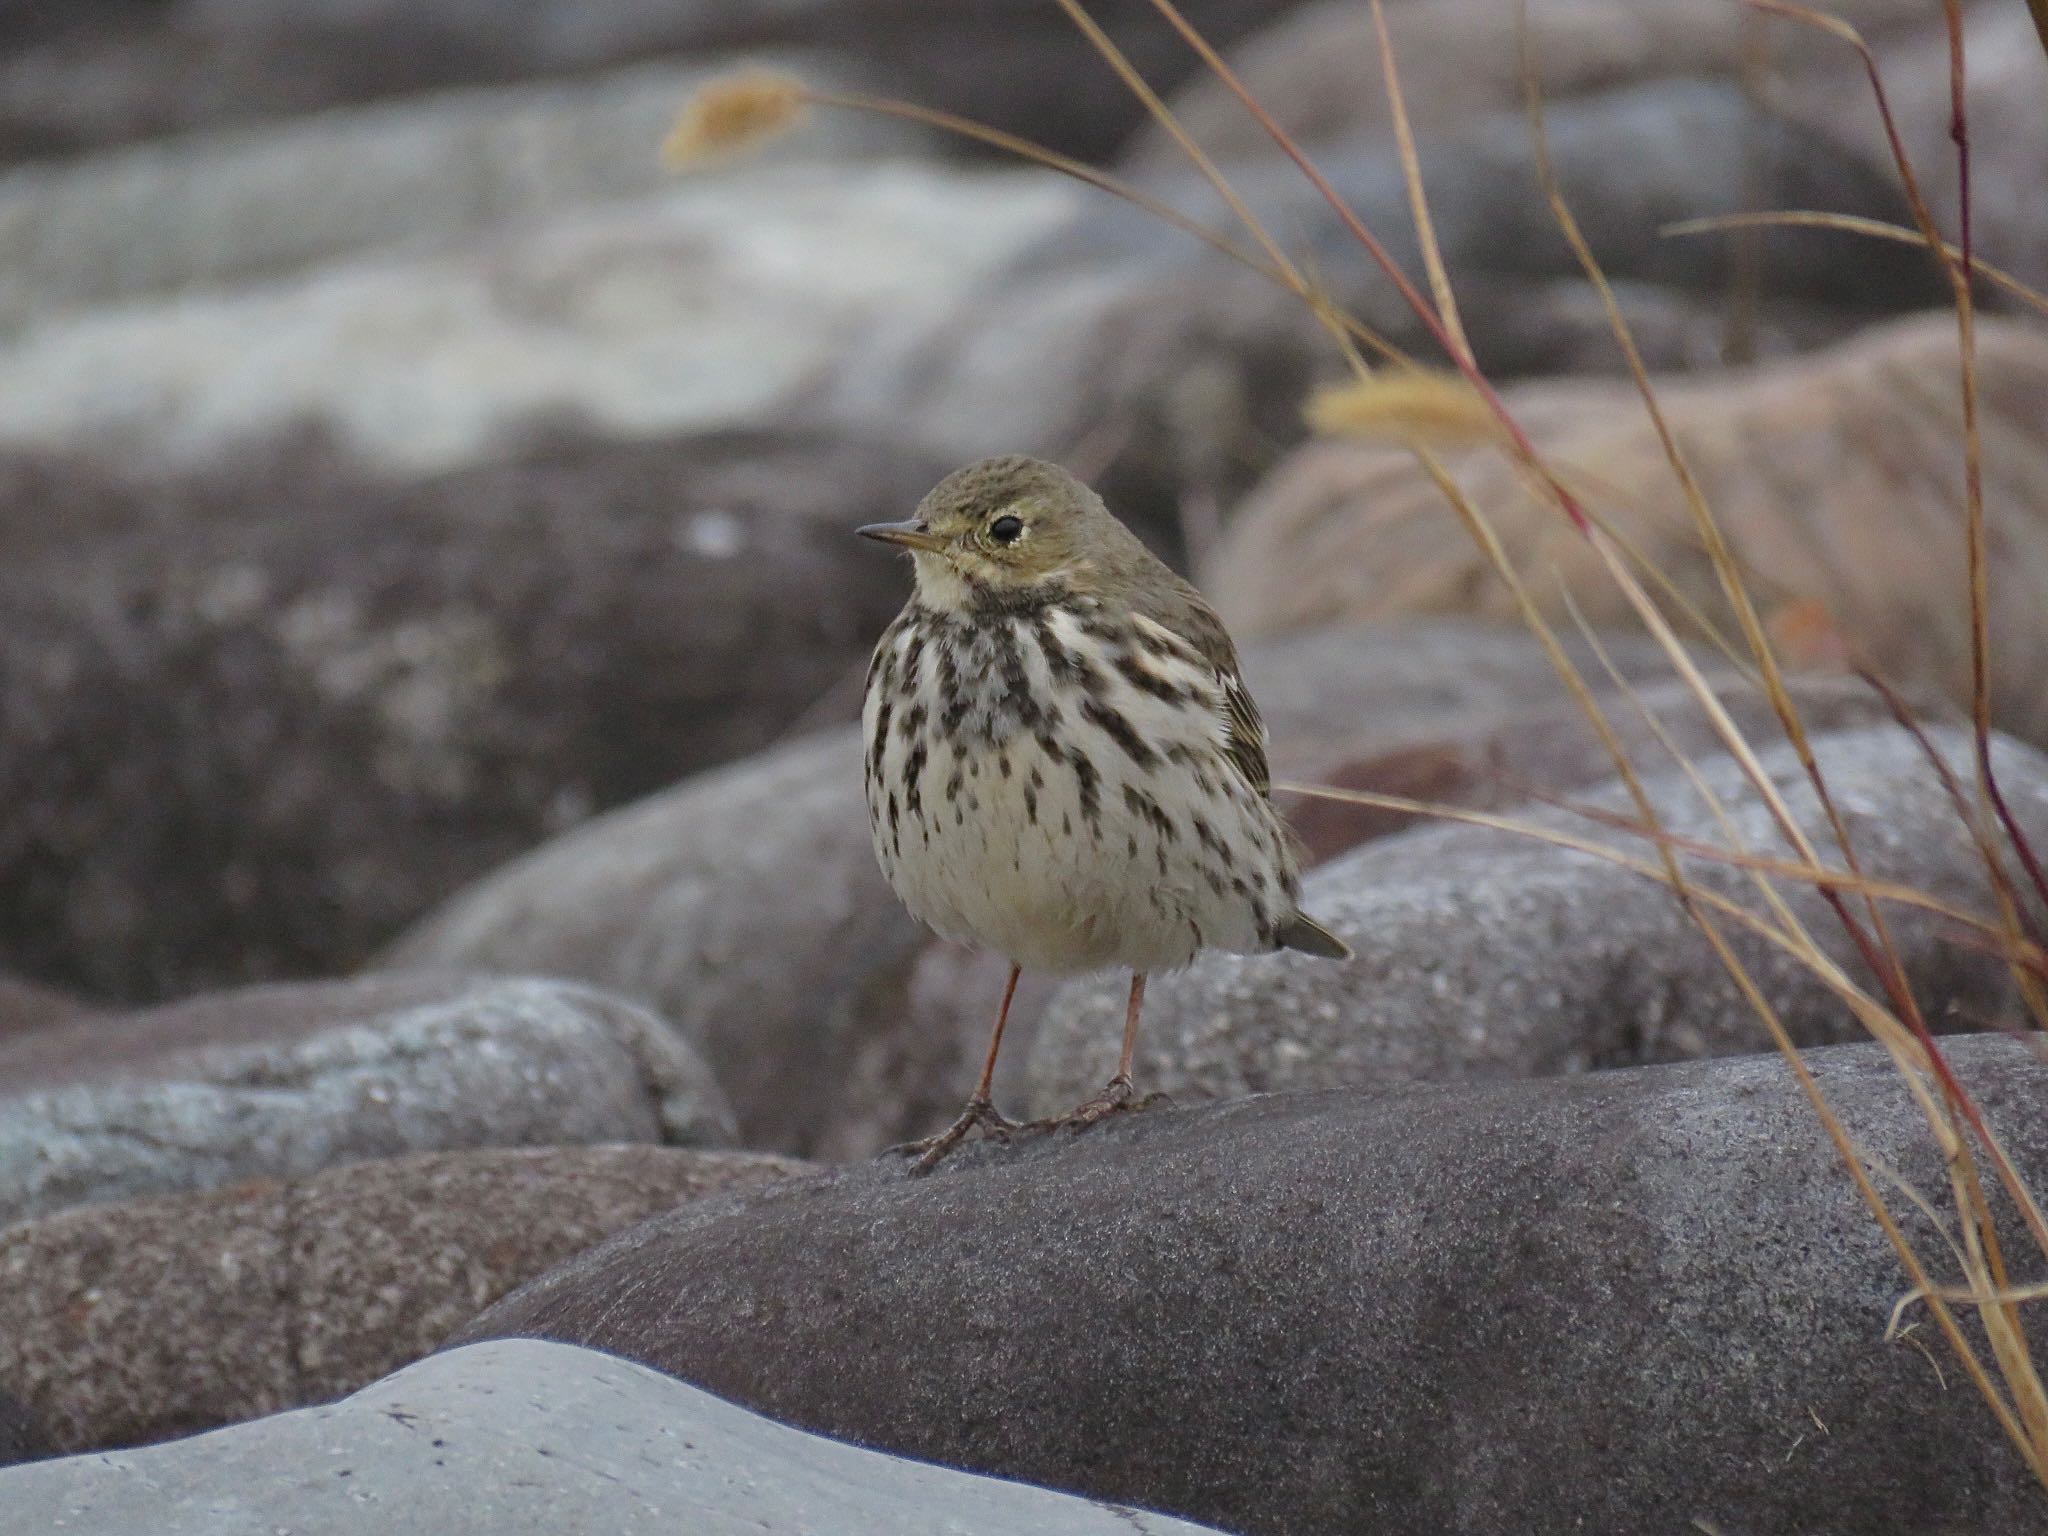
[857,520,948,554]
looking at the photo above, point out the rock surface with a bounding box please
[1210,315,2048,744]
[0,973,733,1226]
[1030,723,2040,1112]
[0,426,946,1000]
[454,1038,2048,1535]
[0,1145,802,1457]
[0,1338,1222,1533]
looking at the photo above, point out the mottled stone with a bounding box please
[0,426,949,1000]
[0,973,734,1226]
[0,1146,801,1457]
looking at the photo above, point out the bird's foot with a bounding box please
[891,1097,1020,1175]
[1029,1075,1172,1132]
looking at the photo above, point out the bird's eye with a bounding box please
[989,514,1025,544]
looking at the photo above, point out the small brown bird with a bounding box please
[859,456,1349,1170]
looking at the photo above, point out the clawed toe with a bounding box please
[891,1098,1019,1175]
[1029,1076,1171,1132]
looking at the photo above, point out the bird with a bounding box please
[858,455,1350,1172]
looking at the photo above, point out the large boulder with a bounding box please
[452,1038,2048,1535]
[0,1339,1224,1533]
[1029,723,2041,1112]
[0,973,734,1226]
[0,426,948,1000]
[0,1145,803,1457]
[384,620,1677,1157]
[1208,315,2048,745]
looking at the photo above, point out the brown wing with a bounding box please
[1132,571,1272,799]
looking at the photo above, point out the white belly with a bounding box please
[863,605,1295,974]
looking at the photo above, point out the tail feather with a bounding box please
[1278,910,1351,960]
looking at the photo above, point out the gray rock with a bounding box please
[0,426,946,1000]
[0,55,926,330]
[0,163,1079,475]
[0,1145,803,1457]
[452,1038,2048,1535]
[0,1338,1223,1534]
[1029,723,2044,1114]
[0,973,734,1226]
[385,732,919,1157]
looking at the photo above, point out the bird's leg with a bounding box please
[899,962,1024,1173]
[1036,972,1171,1129]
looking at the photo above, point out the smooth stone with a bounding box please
[0,1338,1224,1534]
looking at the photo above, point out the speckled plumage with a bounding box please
[857,455,1346,1166]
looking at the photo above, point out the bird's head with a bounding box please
[858,455,1134,611]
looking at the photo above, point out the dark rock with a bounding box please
[0,427,949,1000]
[0,973,734,1226]
[0,0,1291,166]
[454,1037,2048,1535]
[1031,723,2043,1114]
[0,1339,1226,1533]
[0,1145,801,1457]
